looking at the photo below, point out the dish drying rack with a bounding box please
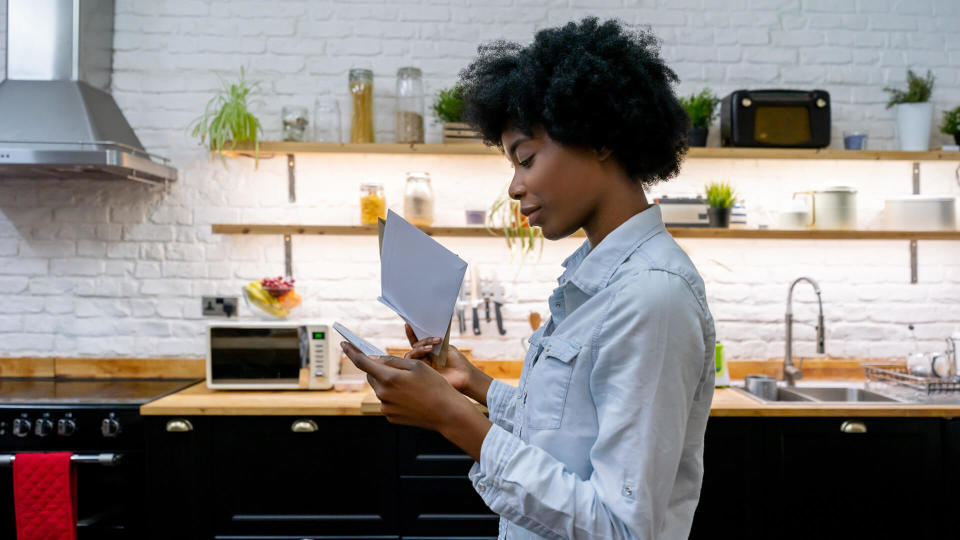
[862,362,960,395]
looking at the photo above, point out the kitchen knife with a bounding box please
[470,264,481,335]
[455,280,467,335]
[492,282,507,336]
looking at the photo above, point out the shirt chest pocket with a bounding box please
[524,335,580,430]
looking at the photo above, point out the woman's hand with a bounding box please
[403,323,492,405]
[341,341,491,460]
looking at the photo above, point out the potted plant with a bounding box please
[679,88,720,147]
[190,67,263,165]
[940,105,960,146]
[486,193,543,262]
[704,181,736,228]
[884,69,935,151]
[432,85,483,144]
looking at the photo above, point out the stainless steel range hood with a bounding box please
[0,0,177,185]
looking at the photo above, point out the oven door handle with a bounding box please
[0,453,123,467]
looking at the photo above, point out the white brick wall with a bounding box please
[1,0,959,361]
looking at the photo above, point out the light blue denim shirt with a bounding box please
[468,204,716,539]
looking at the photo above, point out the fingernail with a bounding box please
[433,338,441,344]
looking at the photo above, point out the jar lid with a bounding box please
[360,182,384,189]
[349,68,373,80]
[397,67,422,77]
[405,171,431,178]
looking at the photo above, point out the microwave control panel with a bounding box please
[305,325,337,389]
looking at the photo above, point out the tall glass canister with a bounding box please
[395,67,424,144]
[349,69,374,143]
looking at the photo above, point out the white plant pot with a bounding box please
[895,102,933,151]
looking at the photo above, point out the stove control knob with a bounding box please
[34,418,53,438]
[12,418,31,438]
[101,417,121,438]
[57,418,77,437]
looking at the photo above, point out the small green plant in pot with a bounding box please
[432,85,482,144]
[486,192,543,263]
[704,181,736,228]
[679,88,720,147]
[884,69,935,151]
[190,67,263,166]
[940,105,960,146]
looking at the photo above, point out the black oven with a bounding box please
[0,379,196,539]
[720,89,831,148]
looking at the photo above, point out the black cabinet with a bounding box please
[398,427,498,539]
[691,417,943,540]
[208,416,398,539]
[144,416,211,539]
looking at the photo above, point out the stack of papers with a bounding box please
[376,210,468,367]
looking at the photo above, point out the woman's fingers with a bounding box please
[404,323,418,347]
[341,342,393,381]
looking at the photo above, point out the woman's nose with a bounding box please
[508,173,526,200]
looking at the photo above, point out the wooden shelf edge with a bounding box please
[212,224,960,240]
[218,142,960,161]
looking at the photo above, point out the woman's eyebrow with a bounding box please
[507,137,530,161]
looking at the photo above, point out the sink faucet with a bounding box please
[784,277,826,386]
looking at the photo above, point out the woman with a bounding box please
[341,18,715,539]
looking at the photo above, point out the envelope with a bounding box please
[377,210,467,368]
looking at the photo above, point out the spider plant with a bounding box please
[189,67,263,166]
[486,192,544,263]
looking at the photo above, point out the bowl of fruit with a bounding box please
[243,276,302,319]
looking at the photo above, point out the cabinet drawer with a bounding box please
[399,427,476,476]
[400,477,498,537]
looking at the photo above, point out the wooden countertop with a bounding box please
[141,381,960,418]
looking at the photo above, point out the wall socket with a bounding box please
[202,296,238,318]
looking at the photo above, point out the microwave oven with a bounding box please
[720,89,831,148]
[206,321,340,390]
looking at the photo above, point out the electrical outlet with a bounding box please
[202,296,238,318]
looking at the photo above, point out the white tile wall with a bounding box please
[0,0,959,361]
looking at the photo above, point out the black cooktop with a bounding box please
[0,379,198,405]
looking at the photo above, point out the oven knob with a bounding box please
[741,97,752,108]
[12,418,31,438]
[816,98,827,108]
[58,418,77,437]
[101,417,121,438]
[34,418,53,438]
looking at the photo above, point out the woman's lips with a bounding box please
[521,206,542,226]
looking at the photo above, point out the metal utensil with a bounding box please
[455,280,467,336]
[470,264,481,335]
[744,374,778,401]
[491,281,507,335]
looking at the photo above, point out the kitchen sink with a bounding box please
[735,385,904,403]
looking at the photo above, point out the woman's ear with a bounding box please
[595,147,613,162]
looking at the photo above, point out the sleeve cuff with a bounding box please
[486,378,517,422]
[469,422,522,494]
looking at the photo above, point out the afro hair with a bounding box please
[459,17,689,187]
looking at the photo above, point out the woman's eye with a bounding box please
[519,155,534,168]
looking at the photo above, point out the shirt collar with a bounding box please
[562,204,667,296]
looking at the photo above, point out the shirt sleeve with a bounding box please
[468,269,711,539]
[485,378,518,433]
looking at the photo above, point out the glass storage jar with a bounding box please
[395,67,424,144]
[282,105,309,142]
[349,68,374,143]
[360,183,386,225]
[403,172,434,227]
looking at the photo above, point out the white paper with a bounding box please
[377,209,468,350]
[334,322,386,357]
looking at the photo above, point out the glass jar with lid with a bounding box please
[360,183,386,225]
[403,172,434,227]
[395,67,424,144]
[349,68,374,143]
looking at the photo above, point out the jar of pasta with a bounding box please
[360,183,386,225]
[349,69,374,143]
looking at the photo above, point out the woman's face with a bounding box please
[502,126,607,241]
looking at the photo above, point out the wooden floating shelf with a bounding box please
[220,141,960,161]
[212,224,960,241]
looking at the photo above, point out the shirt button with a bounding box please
[478,484,486,493]
[624,486,633,496]
[554,302,560,308]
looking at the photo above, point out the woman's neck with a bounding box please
[582,187,650,248]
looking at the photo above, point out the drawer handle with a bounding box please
[165,419,193,433]
[841,420,867,434]
[291,419,318,433]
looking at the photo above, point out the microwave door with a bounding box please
[210,327,303,388]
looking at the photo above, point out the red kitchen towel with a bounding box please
[13,452,77,540]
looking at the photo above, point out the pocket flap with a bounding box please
[541,336,581,364]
